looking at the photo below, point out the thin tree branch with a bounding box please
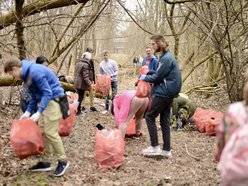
[0,0,90,30]
[164,0,198,4]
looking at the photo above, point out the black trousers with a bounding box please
[77,89,85,113]
[145,96,173,151]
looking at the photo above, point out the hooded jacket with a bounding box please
[21,60,64,114]
[144,51,182,99]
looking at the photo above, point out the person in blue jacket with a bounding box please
[142,47,158,71]
[4,57,69,177]
[140,35,182,158]
[135,47,159,86]
[19,56,49,114]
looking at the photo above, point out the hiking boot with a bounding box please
[53,160,69,177]
[90,107,98,112]
[29,162,52,172]
[161,150,172,158]
[142,146,162,156]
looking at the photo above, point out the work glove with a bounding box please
[140,74,146,80]
[20,111,31,119]
[30,112,41,122]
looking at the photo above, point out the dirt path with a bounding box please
[0,69,222,186]
[0,103,219,186]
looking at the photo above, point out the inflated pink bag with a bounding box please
[218,124,248,185]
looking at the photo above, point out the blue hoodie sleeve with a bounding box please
[26,92,38,114]
[30,70,52,113]
[144,55,173,84]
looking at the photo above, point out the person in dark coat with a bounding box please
[79,47,97,112]
[140,35,182,158]
[74,52,95,115]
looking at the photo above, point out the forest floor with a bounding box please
[0,67,228,186]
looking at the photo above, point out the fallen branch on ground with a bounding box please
[185,143,201,161]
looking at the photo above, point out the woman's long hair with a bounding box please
[150,34,169,54]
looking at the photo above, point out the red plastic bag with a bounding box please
[10,119,44,159]
[94,129,125,169]
[96,75,111,96]
[193,108,223,134]
[125,118,136,137]
[58,104,78,137]
[193,108,208,132]
[67,92,78,104]
[139,66,149,75]
[205,118,218,136]
[135,80,151,98]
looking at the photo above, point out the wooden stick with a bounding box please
[185,143,201,161]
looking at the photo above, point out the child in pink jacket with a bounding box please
[112,90,149,137]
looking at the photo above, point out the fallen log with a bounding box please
[0,76,105,98]
[0,76,76,92]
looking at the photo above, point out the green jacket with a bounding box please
[172,96,196,118]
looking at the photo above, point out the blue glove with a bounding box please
[140,74,146,80]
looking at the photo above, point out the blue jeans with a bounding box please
[105,81,118,110]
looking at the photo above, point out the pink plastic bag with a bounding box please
[96,75,111,96]
[58,103,78,137]
[135,80,151,98]
[193,108,223,134]
[218,124,248,185]
[139,66,149,75]
[125,118,136,137]
[94,129,125,169]
[10,119,44,159]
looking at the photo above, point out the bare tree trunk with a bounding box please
[15,0,26,59]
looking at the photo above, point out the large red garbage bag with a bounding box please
[205,111,223,136]
[205,118,219,136]
[193,108,223,134]
[125,118,136,137]
[96,75,111,96]
[10,119,44,159]
[135,80,151,98]
[94,128,125,169]
[58,103,78,137]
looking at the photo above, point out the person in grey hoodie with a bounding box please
[140,34,182,157]
[99,50,118,114]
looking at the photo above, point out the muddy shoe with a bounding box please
[90,107,98,112]
[53,160,69,177]
[29,162,52,172]
[142,146,162,156]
